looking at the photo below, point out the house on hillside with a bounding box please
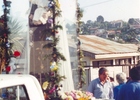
[68,34,140,90]
[109,20,123,28]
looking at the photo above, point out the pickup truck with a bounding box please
[0,75,45,100]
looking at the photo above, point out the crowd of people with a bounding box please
[87,66,140,100]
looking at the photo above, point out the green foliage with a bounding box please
[0,1,12,73]
[97,15,104,23]
[43,43,54,48]
[77,4,86,89]
[54,24,63,30]
[42,0,66,99]
[45,71,66,85]
[77,7,83,20]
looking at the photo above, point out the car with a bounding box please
[0,74,44,100]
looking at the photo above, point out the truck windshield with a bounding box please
[0,85,30,100]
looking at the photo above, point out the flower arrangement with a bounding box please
[58,90,94,100]
[41,0,67,99]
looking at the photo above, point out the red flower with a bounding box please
[14,51,20,57]
[6,66,11,72]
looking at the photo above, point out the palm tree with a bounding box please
[97,15,104,23]
[8,17,27,53]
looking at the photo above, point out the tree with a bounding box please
[86,20,93,25]
[82,23,90,34]
[104,21,110,30]
[97,15,104,23]
[128,18,135,25]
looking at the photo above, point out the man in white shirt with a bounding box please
[87,67,114,99]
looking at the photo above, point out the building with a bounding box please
[68,35,140,90]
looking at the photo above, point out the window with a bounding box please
[92,60,113,67]
[0,85,29,100]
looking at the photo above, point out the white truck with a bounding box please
[0,75,114,100]
[0,75,45,100]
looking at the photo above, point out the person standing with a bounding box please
[113,72,126,100]
[118,66,140,100]
[87,67,114,99]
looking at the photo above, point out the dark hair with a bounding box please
[99,67,108,75]
[129,66,140,81]
[110,77,114,82]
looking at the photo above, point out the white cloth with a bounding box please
[9,57,17,74]
[56,19,75,91]
[57,26,74,92]
[56,0,77,92]
[29,0,51,25]
[33,8,51,24]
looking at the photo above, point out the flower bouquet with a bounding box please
[58,90,94,100]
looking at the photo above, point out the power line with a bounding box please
[81,0,115,8]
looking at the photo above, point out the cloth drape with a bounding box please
[57,19,74,92]
[57,0,77,92]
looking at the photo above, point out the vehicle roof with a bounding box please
[0,74,44,100]
[0,74,38,88]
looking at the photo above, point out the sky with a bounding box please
[0,0,29,19]
[78,0,140,22]
[0,0,76,24]
[0,0,29,31]
[1,0,139,23]
[59,0,77,24]
[0,0,31,34]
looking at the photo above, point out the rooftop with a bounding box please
[68,35,140,59]
[79,35,138,54]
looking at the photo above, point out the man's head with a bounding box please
[129,66,140,81]
[98,67,109,81]
[116,72,126,84]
